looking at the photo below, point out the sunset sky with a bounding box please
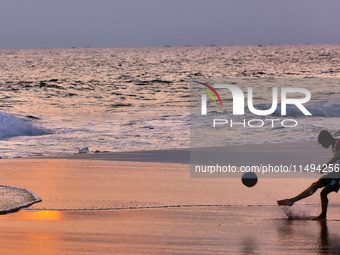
[1,0,340,49]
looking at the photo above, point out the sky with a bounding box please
[1,0,340,49]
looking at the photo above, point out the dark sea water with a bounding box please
[0,45,339,158]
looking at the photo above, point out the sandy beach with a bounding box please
[1,142,340,254]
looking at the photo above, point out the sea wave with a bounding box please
[0,111,50,139]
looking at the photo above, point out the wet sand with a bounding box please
[2,206,340,254]
[1,142,340,254]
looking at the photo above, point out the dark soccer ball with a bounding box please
[241,172,258,187]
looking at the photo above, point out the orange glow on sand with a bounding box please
[28,211,61,221]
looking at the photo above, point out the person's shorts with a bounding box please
[320,173,340,192]
[327,179,340,192]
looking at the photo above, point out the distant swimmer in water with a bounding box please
[277,130,340,220]
[77,147,89,154]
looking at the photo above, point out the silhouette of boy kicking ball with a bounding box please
[277,130,340,220]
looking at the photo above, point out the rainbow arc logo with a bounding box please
[196,82,222,115]
[196,82,222,106]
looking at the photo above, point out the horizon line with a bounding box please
[1,43,339,51]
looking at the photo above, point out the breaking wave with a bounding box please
[0,111,50,139]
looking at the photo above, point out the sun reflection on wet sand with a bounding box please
[23,211,62,221]
[0,211,63,253]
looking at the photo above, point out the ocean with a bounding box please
[0,44,339,158]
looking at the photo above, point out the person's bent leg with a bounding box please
[313,186,334,220]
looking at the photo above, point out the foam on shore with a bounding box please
[0,185,42,214]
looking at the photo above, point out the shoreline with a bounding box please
[26,140,328,166]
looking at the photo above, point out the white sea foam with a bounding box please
[0,185,42,213]
[0,111,50,139]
